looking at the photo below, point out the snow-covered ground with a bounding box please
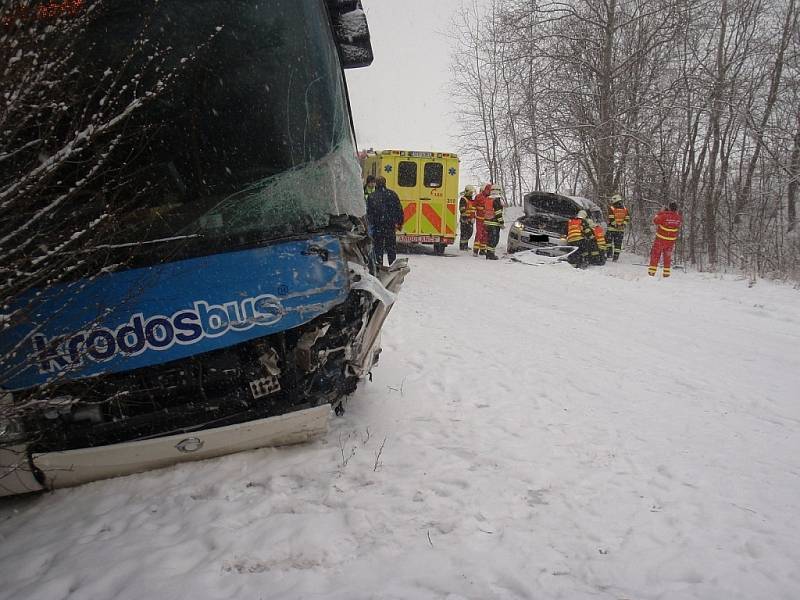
[2,234,800,600]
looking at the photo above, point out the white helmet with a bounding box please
[611,194,623,205]
[577,209,588,219]
[464,184,476,196]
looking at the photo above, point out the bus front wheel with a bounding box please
[433,243,446,255]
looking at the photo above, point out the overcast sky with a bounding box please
[345,0,481,183]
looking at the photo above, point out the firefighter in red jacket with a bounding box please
[484,187,504,260]
[649,202,682,278]
[472,183,492,256]
[566,210,595,268]
[606,194,630,261]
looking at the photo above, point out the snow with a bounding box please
[2,235,800,599]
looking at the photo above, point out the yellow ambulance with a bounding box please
[361,150,460,254]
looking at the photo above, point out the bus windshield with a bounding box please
[55,0,362,265]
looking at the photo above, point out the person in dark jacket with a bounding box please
[367,176,404,266]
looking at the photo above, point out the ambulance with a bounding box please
[361,150,460,254]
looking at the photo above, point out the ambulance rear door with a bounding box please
[416,153,451,243]
[394,154,421,237]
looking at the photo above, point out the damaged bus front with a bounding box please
[0,0,407,496]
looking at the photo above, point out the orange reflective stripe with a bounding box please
[422,204,443,232]
[566,219,583,242]
[403,203,417,224]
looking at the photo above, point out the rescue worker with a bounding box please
[367,176,404,267]
[589,219,607,265]
[364,175,377,236]
[606,194,630,261]
[566,209,596,268]
[458,185,477,251]
[472,183,492,256]
[484,186,504,260]
[363,175,376,202]
[648,202,682,278]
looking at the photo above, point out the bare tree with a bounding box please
[1,0,217,427]
[450,0,800,278]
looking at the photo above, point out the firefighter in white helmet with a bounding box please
[458,185,477,251]
[606,194,631,262]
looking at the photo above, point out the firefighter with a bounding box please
[367,176,404,266]
[606,194,630,262]
[484,186,504,260]
[458,185,477,251]
[566,210,595,268]
[472,183,492,256]
[589,219,607,265]
[648,202,682,278]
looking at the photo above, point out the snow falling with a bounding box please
[1,227,799,600]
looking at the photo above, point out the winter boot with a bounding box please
[486,250,499,260]
[473,248,479,256]
[479,249,486,256]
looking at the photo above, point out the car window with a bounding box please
[398,161,417,187]
[557,198,577,216]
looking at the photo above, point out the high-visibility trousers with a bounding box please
[459,219,474,249]
[649,238,675,277]
[475,219,487,251]
[485,224,501,251]
[606,231,624,259]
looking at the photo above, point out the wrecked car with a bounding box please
[507,191,604,253]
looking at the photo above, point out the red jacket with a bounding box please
[474,184,493,221]
[653,210,682,243]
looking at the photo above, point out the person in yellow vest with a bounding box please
[606,194,630,262]
[458,185,476,251]
[589,220,607,265]
[364,175,377,237]
[566,210,595,268]
[484,187,504,260]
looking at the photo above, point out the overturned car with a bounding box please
[0,0,407,496]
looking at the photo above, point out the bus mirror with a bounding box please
[326,0,374,69]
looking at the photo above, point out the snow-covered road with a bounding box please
[2,243,799,600]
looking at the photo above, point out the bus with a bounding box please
[0,0,408,496]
